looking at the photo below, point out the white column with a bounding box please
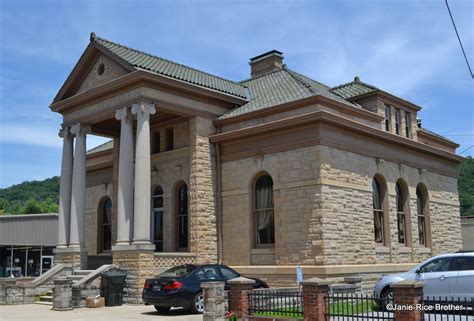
[57,126,74,248]
[69,123,91,248]
[131,101,155,244]
[115,107,134,245]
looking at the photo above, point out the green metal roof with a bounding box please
[91,33,248,99]
[330,76,378,99]
[219,67,356,119]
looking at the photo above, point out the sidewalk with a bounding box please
[0,304,202,321]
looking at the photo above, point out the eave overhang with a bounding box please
[50,69,248,115]
[348,90,422,112]
[210,110,463,165]
[214,95,384,126]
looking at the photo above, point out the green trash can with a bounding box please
[100,269,127,306]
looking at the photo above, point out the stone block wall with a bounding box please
[221,143,461,268]
[221,145,323,266]
[319,145,461,265]
[112,250,155,304]
[189,116,218,264]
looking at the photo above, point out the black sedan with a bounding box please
[142,264,268,314]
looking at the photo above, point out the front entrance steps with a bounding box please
[33,267,110,306]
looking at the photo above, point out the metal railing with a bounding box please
[325,293,394,321]
[422,296,473,320]
[248,288,303,318]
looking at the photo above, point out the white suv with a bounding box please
[374,252,474,301]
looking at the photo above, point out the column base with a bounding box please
[112,245,155,304]
[54,247,88,270]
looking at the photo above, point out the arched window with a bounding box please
[372,177,386,245]
[416,184,429,246]
[176,183,188,250]
[152,186,164,252]
[395,181,407,245]
[99,197,112,252]
[254,175,275,246]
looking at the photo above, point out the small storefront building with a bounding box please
[0,214,57,277]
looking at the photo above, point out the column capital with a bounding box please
[131,101,155,118]
[58,126,73,140]
[115,107,133,123]
[70,123,91,137]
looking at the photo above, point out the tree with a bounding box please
[21,199,43,214]
[459,156,474,216]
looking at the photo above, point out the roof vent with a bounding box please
[249,50,284,78]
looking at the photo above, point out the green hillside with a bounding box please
[0,177,60,214]
[459,156,474,216]
[0,157,473,215]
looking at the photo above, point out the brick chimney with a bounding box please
[249,50,284,78]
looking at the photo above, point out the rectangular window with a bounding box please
[384,105,391,132]
[405,112,411,138]
[395,109,400,135]
[153,132,160,154]
[166,127,174,151]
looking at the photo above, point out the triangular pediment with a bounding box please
[75,53,129,94]
[52,39,135,104]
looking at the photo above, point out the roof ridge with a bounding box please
[92,34,247,88]
[331,77,378,91]
[283,67,319,95]
[284,68,331,89]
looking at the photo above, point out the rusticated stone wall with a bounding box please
[153,253,197,268]
[318,146,461,265]
[188,116,218,264]
[221,145,324,266]
[112,250,155,304]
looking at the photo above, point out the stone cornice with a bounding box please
[214,95,384,126]
[349,90,422,112]
[210,110,463,165]
[50,70,246,114]
[417,129,459,148]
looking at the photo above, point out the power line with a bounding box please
[445,0,474,79]
[459,145,474,155]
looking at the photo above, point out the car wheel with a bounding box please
[381,288,394,311]
[154,306,171,313]
[190,292,204,314]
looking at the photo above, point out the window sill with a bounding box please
[375,246,390,254]
[417,247,432,254]
[398,247,412,254]
[251,248,275,255]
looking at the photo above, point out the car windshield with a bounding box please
[158,265,197,278]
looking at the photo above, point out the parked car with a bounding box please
[142,264,268,314]
[374,252,474,303]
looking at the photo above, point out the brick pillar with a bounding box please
[301,277,331,321]
[202,281,226,321]
[228,277,255,320]
[391,280,425,321]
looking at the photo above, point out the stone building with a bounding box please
[50,33,463,301]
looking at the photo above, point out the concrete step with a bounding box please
[68,275,84,280]
[35,301,52,306]
[39,295,53,303]
[75,269,94,276]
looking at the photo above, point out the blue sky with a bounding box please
[0,0,473,188]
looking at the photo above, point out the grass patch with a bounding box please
[329,300,377,315]
[254,306,303,319]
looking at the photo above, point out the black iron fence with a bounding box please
[325,293,394,321]
[248,288,303,318]
[422,296,473,320]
